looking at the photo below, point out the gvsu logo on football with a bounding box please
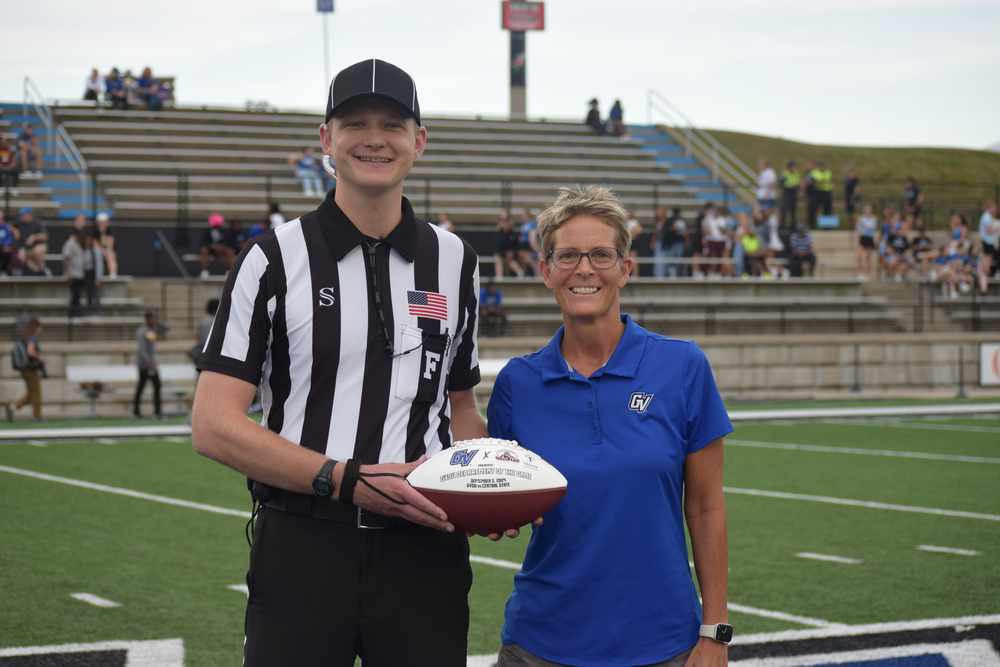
[628,392,654,413]
[449,449,478,466]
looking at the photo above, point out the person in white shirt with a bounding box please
[756,159,777,212]
[977,199,999,294]
[83,68,104,105]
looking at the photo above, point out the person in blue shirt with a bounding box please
[488,185,733,667]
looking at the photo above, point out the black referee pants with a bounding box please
[244,507,473,666]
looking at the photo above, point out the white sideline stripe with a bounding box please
[27,440,47,447]
[730,403,1000,422]
[917,544,980,556]
[0,425,192,441]
[796,552,863,565]
[0,465,251,518]
[724,486,1000,522]
[738,612,1000,644]
[228,583,249,595]
[470,555,521,571]
[727,439,1000,464]
[727,603,843,628]
[69,592,121,608]
[863,419,1000,435]
[0,639,184,663]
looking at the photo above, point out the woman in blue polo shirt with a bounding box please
[488,185,733,667]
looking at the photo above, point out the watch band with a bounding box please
[699,623,734,645]
[312,459,337,497]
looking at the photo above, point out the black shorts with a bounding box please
[244,506,472,667]
[859,236,875,250]
[497,237,518,255]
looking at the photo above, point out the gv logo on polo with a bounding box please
[628,392,654,413]
[423,350,441,379]
[317,286,336,307]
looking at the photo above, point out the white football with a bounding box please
[408,438,568,534]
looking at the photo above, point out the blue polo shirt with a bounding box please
[487,314,732,666]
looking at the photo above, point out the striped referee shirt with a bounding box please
[197,192,480,464]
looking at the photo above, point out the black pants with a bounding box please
[818,191,833,216]
[780,188,797,226]
[69,271,99,316]
[244,507,472,667]
[789,252,817,277]
[133,368,161,417]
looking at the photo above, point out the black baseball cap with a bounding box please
[325,58,421,125]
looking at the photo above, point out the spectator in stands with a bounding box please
[779,160,800,227]
[95,211,117,277]
[756,159,777,212]
[688,203,710,278]
[931,215,974,298]
[663,207,688,278]
[516,208,540,276]
[844,168,861,218]
[812,160,834,222]
[245,221,267,248]
[0,136,19,192]
[977,199,998,294]
[624,209,642,263]
[436,212,455,233]
[762,208,785,277]
[17,208,49,276]
[650,207,668,278]
[7,315,46,421]
[607,99,625,137]
[737,214,764,277]
[0,212,16,276]
[198,212,239,278]
[903,177,924,218]
[17,125,43,177]
[136,67,163,111]
[855,204,878,279]
[191,298,220,365]
[289,147,323,197]
[133,310,163,419]
[268,202,286,229]
[478,279,507,336]
[494,210,524,277]
[911,221,934,278]
[883,213,913,282]
[701,204,729,276]
[584,98,605,135]
[803,159,819,227]
[83,68,104,104]
[62,217,104,317]
[105,67,128,110]
[788,223,817,277]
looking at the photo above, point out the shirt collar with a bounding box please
[316,188,418,262]
[538,314,647,382]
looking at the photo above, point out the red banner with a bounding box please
[502,1,545,31]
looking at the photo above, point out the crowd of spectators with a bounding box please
[83,66,173,111]
[197,210,272,278]
[584,98,626,137]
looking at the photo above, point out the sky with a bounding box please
[4,0,999,149]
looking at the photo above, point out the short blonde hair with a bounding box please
[537,185,631,260]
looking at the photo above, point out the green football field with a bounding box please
[1,409,998,665]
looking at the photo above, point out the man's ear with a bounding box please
[414,125,428,158]
[319,122,334,155]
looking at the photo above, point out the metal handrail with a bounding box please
[23,76,55,157]
[155,230,192,279]
[645,89,756,189]
[55,124,90,209]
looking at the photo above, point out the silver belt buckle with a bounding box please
[356,507,385,530]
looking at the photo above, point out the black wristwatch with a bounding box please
[699,623,734,645]
[311,459,338,498]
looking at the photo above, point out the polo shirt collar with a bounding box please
[316,188,417,262]
[538,314,646,382]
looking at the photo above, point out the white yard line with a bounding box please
[727,439,1000,464]
[228,584,249,595]
[737,613,1000,644]
[0,639,184,664]
[69,592,121,608]
[724,486,1000,522]
[470,555,521,571]
[726,603,844,628]
[820,419,1000,435]
[916,544,980,556]
[796,552,863,565]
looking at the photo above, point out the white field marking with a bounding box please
[730,640,1000,666]
[917,544,980,556]
[166,436,188,443]
[0,639,184,664]
[69,592,121,608]
[0,465,250,518]
[738,612,1000,645]
[97,438,117,445]
[796,552,863,565]
[469,554,521,571]
[820,418,1000,435]
[727,438,1000,464]
[467,657,498,667]
[726,603,844,628]
[27,440,47,447]
[0,424,192,441]
[730,403,1000,422]
[724,486,1000,522]
[228,584,249,596]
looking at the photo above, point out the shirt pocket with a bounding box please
[393,326,449,404]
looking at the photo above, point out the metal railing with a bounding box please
[645,89,756,193]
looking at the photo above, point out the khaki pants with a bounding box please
[15,369,42,419]
[497,643,692,667]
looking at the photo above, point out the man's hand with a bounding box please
[683,638,728,666]
[352,459,454,532]
[478,516,544,541]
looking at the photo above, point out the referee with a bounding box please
[192,58,487,666]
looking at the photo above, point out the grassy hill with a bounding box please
[704,128,1000,227]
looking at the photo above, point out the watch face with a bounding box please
[313,478,332,496]
[716,624,734,643]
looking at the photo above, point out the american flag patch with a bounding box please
[407,290,448,320]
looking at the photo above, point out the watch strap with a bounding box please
[699,623,733,644]
[313,459,337,497]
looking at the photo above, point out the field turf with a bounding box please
[1,410,998,664]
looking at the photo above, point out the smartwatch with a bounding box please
[699,623,734,645]
[311,459,338,498]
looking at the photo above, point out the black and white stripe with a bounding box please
[198,194,480,463]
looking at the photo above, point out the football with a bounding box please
[408,438,568,534]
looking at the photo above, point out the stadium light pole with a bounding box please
[317,0,335,89]
[501,1,545,119]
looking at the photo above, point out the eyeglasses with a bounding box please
[546,247,621,270]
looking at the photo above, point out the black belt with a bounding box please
[258,485,417,530]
